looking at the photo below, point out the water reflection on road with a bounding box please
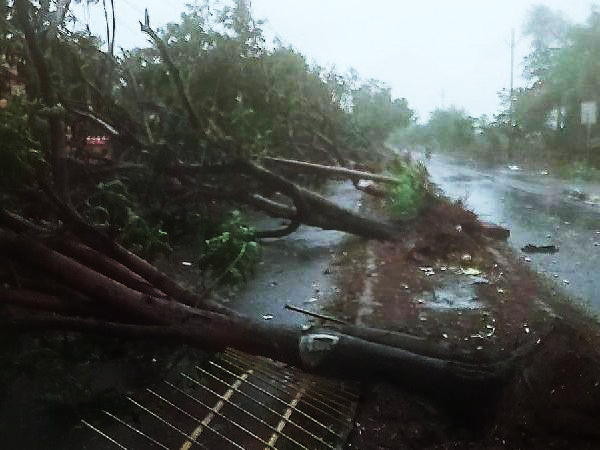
[425,154,600,312]
[228,181,361,326]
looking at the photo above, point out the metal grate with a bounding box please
[83,349,360,449]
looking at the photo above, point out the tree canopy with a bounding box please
[510,5,600,162]
[0,0,417,344]
[390,5,600,167]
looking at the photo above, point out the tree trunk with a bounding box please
[169,158,402,241]
[0,207,516,399]
[1,303,513,400]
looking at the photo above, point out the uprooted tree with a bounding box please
[1,0,513,397]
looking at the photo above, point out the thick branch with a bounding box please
[0,311,514,399]
[48,238,169,299]
[169,159,401,241]
[0,288,100,317]
[41,184,231,314]
[262,156,400,184]
[0,228,172,324]
[254,220,301,239]
[234,160,400,240]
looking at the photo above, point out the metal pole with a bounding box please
[508,29,515,159]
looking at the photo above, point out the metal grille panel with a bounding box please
[83,349,360,449]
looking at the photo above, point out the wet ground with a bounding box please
[3,159,599,448]
[225,180,363,327]
[425,154,600,312]
[310,171,600,449]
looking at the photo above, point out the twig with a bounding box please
[262,156,401,184]
[140,10,200,130]
[285,304,347,324]
[200,242,248,302]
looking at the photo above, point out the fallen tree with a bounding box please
[0,0,523,403]
[0,210,516,400]
[0,176,530,402]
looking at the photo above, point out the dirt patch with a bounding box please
[324,198,600,449]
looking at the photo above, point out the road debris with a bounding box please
[521,244,559,254]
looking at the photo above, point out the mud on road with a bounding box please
[322,196,600,449]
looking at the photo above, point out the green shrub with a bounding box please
[121,212,171,261]
[0,98,45,189]
[386,161,429,219]
[200,210,261,284]
[86,180,171,260]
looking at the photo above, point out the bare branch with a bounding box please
[263,156,400,184]
[140,10,200,131]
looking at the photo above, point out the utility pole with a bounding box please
[510,28,514,115]
[508,28,515,159]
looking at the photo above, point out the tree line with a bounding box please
[391,4,600,170]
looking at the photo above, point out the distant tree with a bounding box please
[505,6,600,161]
[348,80,413,154]
[388,123,434,151]
[426,107,475,152]
[522,5,571,82]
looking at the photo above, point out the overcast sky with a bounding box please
[74,0,597,122]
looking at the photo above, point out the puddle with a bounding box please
[416,272,484,311]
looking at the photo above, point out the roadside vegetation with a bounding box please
[0,0,413,284]
[2,2,599,449]
[0,1,420,440]
[390,5,600,176]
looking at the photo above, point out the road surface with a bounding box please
[425,154,600,313]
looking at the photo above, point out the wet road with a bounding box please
[424,154,600,312]
[229,181,361,326]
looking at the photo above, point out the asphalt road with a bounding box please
[424,153,600,313]
[228,180,361,326]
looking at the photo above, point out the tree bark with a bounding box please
[0,213,518,399]
[262,156,400,184]
[208,159,403,241]
[1,305,513,399]
[14,0,70,201]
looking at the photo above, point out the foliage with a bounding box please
[555,160,600,182]
[0,97,45,188]
[392,6,600,167]
[348,80,413,152]
[388,123,434,151]
[522,5,571,82]
[199,210,261,283]
[117,3,412,166]
[120,212,171,261]
[386,159,429,219]
[0,0,415,283]
[427,107,475,152]
[86,180,171,260]
[506,6,600,163]
[391,107,476,156]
